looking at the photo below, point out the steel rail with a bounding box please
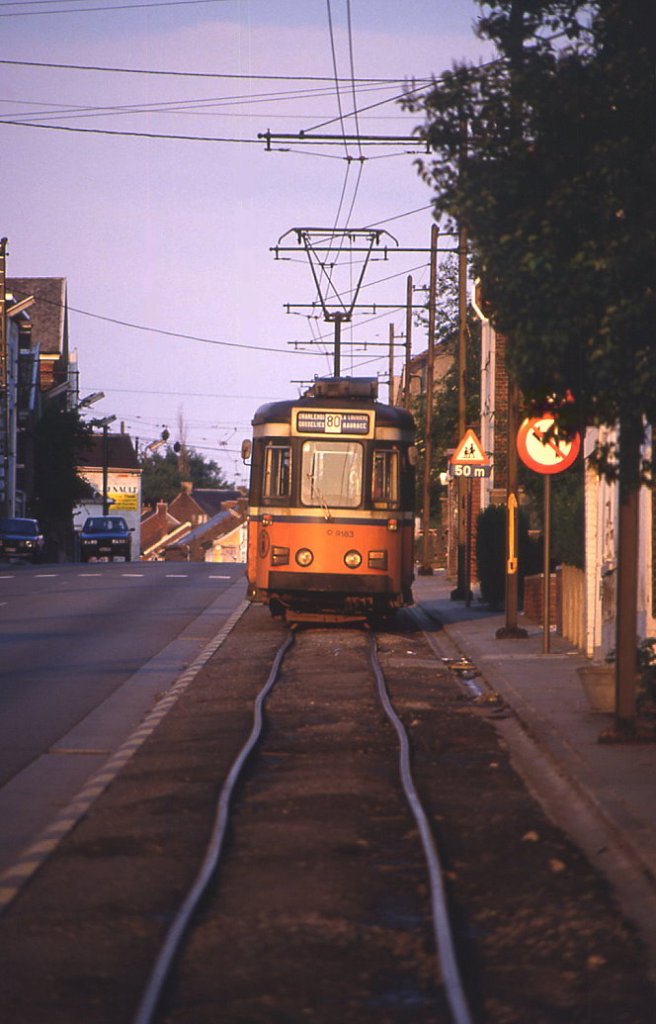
[369,634,474,1024]
[132,630,295,1024]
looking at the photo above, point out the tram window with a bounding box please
[372,449,400,507]
[301,441,362,509]
[263,445,291,499]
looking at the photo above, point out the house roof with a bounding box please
[78,433,140,471]
[175,488,242,517]
[7,277,67,356]
[165,508,243,550]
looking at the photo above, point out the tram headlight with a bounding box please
[344,549,362,570]
[295,548,313,567]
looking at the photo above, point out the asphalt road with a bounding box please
[0,560,248,872]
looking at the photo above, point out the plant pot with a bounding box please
[577,664,615,713]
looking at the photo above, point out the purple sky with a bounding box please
[1,0,491,486]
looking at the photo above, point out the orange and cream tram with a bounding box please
[244,377,416,623]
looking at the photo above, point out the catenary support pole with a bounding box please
[404,275,413,409]
[418,224,439,576]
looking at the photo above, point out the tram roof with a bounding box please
[251,394,415,431]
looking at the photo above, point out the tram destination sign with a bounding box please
[294,409,372,437]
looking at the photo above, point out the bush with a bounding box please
[476,503,541,609]
[476,505,506,609]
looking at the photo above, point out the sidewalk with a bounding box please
[412,571,656,974]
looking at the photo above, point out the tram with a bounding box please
[244,377,416,622]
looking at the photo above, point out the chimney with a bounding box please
[181,481,193,495]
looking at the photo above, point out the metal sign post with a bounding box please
[516,416,581,654]
[448,428,491,603]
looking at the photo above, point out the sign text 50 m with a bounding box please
[448,462,492,478]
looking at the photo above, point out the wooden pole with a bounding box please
[404,275,413,409]
[419,224,439,576]
[451,212,469,599]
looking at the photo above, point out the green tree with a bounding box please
[140,447,233,507]
[32,403,91,559]
[409,0,655,729]
[411,253,482,516]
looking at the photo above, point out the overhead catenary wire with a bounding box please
[0,57,433,86]
[0,0,233,17]
[7,285,318,355]
[0,80,398,123]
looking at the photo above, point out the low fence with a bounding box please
[558,564,585,650]
[523,564,585,652]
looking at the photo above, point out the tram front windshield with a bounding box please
[301,441,362,509]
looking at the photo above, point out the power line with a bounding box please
[325,0,350,160]
[85,386,272,399]
[0,81,394,123]
[0,0,230,18]
[8,285,317,355]
[345,0,362,160]
[66,304,318,355]
[0,58,431,86]
[0,119,262,142]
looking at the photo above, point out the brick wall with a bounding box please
[523,572,559,625]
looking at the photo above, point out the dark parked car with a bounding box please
[0,517,46,563]
[79,515,133,562]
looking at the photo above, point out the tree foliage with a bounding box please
[32,403,91,550]
[411,255,482,519]
[409,0,655,483]
[140,446,233,507]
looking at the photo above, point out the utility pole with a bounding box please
[496,1,529,634]
[418,224,439,576]
[0,238,8,518]
[403,275,413,409]
[388,323,395,404]
[451,206,470,600]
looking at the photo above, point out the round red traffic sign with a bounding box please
[516,416,581,474]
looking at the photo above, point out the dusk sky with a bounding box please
[2,0,491,487]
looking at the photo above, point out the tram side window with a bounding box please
[372,449,400,507]
[301,441,362,509]
[263,444,291,500]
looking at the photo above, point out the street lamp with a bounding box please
[91,415,117,515]
[78,391,105,410]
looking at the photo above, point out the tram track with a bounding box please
[135,625,473,1024]
[1,603,654,1024]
